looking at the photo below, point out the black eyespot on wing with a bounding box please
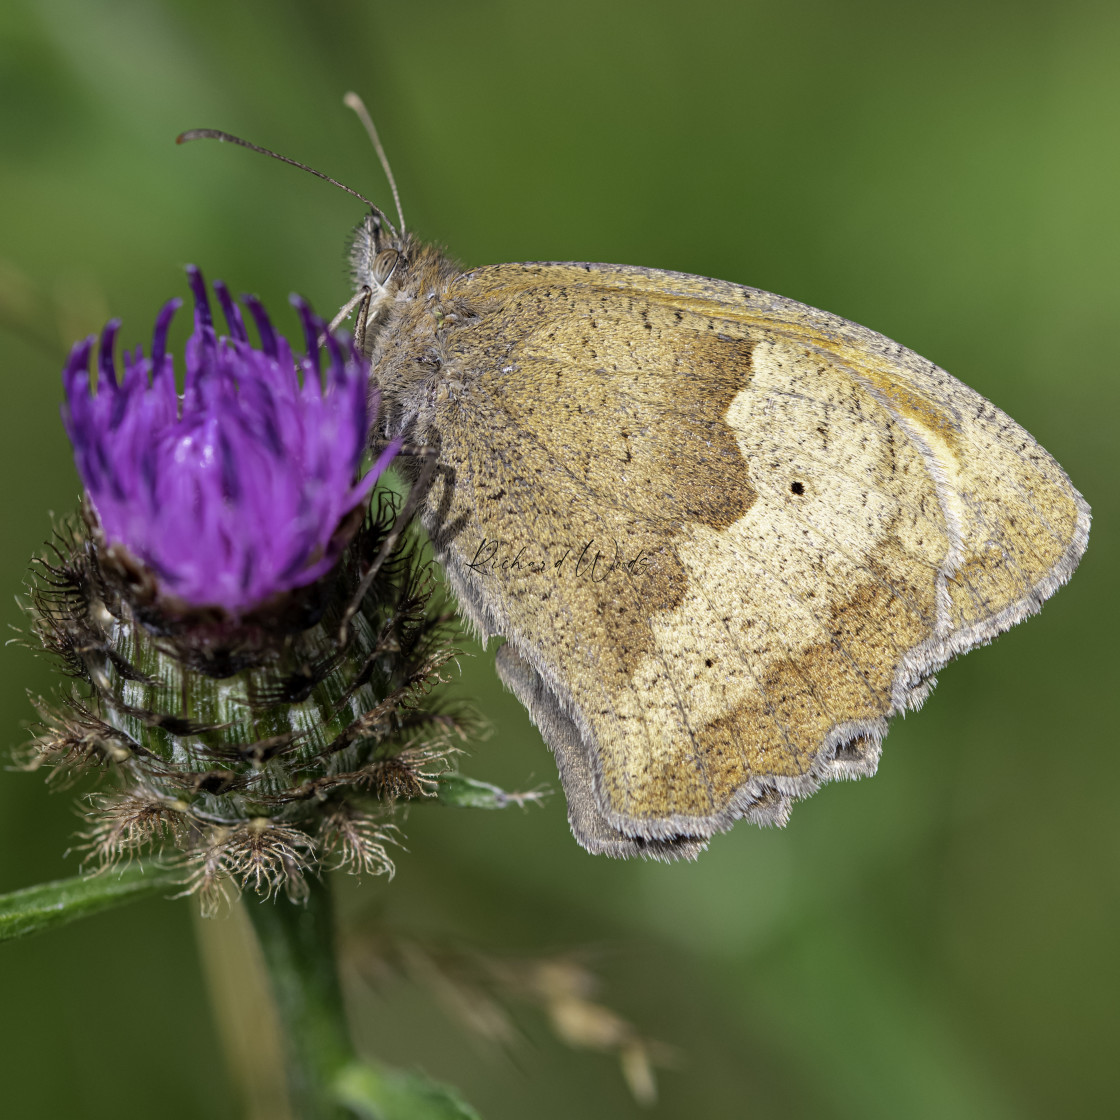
[790,481,805,495]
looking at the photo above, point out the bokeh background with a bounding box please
[1,1,1116,1117]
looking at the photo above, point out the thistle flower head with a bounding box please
[22,269,480,912]
[61,266,391,612]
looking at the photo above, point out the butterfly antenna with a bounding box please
[176,128,387,217]
[343,92,407,235]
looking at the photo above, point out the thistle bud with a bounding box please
[24,269,465,913]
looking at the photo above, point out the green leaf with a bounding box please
[333,1061,482,1120]
[436,772,548,811]
[0,863,182,942]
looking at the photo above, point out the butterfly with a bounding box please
[185,106,1091,859]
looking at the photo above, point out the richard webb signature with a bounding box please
[466,538,654,584]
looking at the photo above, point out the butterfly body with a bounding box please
[351,214,1090,860]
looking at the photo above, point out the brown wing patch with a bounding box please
[469,280,759,530]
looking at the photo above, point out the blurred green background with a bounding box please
[1,1,1115,1117]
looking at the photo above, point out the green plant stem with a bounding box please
[0,863,182,942]
[244,875,355,1120]
[243,876,483,1120]
[333,1062,482,1120]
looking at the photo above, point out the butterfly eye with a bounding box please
[373,249,400,287]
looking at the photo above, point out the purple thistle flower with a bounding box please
[61,266,398,612]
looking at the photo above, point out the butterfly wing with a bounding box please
[419,261,1089,858]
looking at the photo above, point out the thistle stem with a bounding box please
[244,875,354,1120]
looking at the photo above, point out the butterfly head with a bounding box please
[350,208,413,357]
